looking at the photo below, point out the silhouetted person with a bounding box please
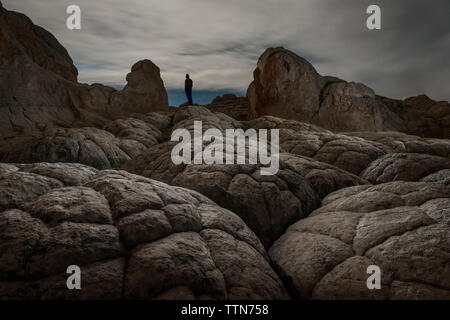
[185,74,193,105]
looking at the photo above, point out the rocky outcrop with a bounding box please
[0,3,168,141]
[0,164,288,299]
[269,181,450,299]
[247,48,326,123]
[0,2,79,136]
[109,60,169,117]
[248,47,450,139]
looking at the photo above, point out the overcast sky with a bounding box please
[3,0,449,101]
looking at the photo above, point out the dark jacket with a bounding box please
[185,78,193,90]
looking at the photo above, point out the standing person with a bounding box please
[185,74,193,105]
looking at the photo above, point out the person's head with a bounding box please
[186,74,190,79]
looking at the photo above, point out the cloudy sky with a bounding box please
[3,0,449,101]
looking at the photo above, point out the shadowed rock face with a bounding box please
[248,47,450,139]
[0,2,78,84]
[0,165,288,300]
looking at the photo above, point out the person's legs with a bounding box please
[185,89,193,104]
[188,90,193,104]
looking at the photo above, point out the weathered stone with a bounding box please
[361,153,450,184]
[24,186,113,226]
[269,232,353,299]
[0,171,63,211]
[0,165,288,299]
[270,180,450,299]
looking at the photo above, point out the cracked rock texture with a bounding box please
[360,153,450,184]
[2,104,449,300]
[269,181,450,299]
[0,165,288,300]
[1,119,163,169]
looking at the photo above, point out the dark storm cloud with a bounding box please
[3,0,449,100]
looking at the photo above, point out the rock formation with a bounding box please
[248,47,450,139]
[0,165,288,299]
[109,60,169,117]
[0,3,168,139]
[1,3,449,301]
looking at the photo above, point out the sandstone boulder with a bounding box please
[248,47,325,122]
[247,47,449,139]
